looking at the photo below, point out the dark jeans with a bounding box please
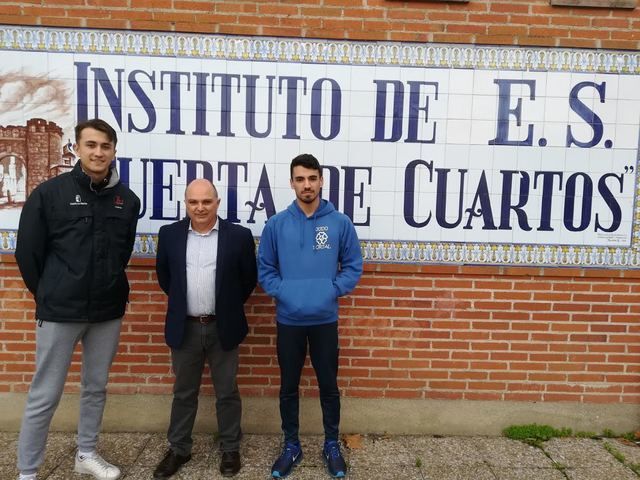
[277,321,340,444]
[168,321,241,455]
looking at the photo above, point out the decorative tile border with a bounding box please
[0,231,639,268]
[0,26,639,74]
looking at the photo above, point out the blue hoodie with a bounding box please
[258,199,363,326]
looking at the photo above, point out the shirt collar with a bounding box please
[188,217,219,236]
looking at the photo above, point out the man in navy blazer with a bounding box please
[154,179,257,478]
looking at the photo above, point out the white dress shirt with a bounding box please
[185,219,218,316]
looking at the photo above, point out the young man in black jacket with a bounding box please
[14,119,140,480]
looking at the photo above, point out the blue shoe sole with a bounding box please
[321,453,347,478]
[271,451,303,478]
[327,469,345,478]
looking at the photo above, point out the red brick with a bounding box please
[490,2,530,14]
[544,393,581,402]
[343,7,385,19]
[533,292,571,301]
[474,301,512,310]
[488,25,528,36]
[587,364,625,373]
[551,16,591,27]
[582,395,622,404]
[491,372,527,381]
[552,282,590,292]
[431,340,470,351]
[469,381,506,390]
[532,312,571,321]
[452,331,490,340]
[590,344,625,353]
[530,353,566,362]
[528,372,567,382]
[387,9,427,21]
[505,393,542,401]
[491,332,528,341]
[465,392,503,401]
[548,342,586,352]
[427,391,464,400]
[590,324,626,333]
[569,30,610,41]
[173,0,212,10]
[430,381,467,390]
[554,303,590,312]
[511,362,548,371]
[446,23,487,34]
[571,314,611,323]
[491,352,528,361]
[471,321,509,330]
[605,371,640,382]
[432,33,475,44]
[511,342,548,352]
[427,12,467,22]
[469,13,509,24]
[510,14,549,25]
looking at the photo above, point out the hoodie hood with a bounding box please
[286,198,335,219]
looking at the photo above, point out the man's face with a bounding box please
[185,180,220,233]
[74,127,116,181]
[290,165,323,205]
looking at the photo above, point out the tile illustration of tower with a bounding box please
[0,118,67,206]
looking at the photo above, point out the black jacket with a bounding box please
[156,217,257,351]
[15,161,140,323]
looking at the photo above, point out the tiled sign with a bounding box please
[0,26,639,267]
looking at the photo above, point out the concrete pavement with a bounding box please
[1,431,640,479]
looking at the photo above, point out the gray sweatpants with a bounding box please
[17,318,122,475]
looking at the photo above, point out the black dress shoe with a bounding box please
[220,450,241,477]
[153,449,192,479]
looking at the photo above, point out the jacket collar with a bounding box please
[72,160,119,192]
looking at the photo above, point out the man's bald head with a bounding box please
[185,178,218,200]
[185,179,221,233]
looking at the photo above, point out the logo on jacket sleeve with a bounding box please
[314,225,331,250]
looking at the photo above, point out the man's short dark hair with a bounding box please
[290,153,321,179]
[75,119,118,146]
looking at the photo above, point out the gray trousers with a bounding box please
[168,320,241,455]
[17,318,122,474]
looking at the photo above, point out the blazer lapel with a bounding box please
[215,218,227,299]
[178,218,189,297]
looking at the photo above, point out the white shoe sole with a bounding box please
[74,464,121,480]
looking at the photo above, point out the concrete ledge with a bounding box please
[1,393,638,435]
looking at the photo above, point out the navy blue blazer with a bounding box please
[156,217,257,351]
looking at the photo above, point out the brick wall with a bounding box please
[0,0,638,50]
[2,256,639,404]
[0,0,639,406]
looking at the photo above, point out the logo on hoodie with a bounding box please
[314,225,331,250]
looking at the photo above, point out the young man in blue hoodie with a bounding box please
[258,154,363,478]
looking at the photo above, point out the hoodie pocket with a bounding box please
[276,278,338,321]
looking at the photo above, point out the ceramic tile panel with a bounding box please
[0,25,639,267]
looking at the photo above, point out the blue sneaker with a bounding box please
[271,442,303,478]
[322,440,347,478]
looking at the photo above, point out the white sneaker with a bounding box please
[18,474,37,480]
[74,452,121,480]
